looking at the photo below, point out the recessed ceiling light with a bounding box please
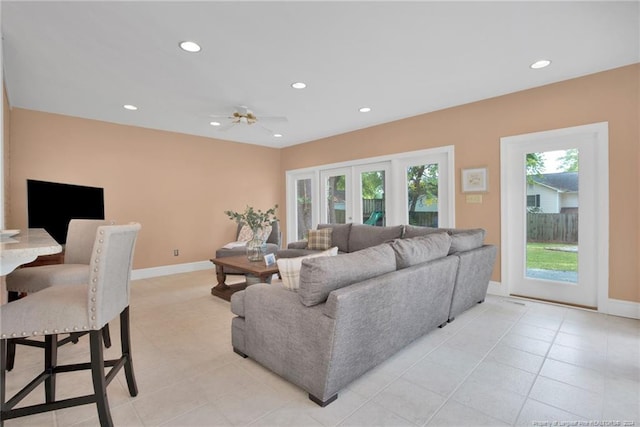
[291,82,306,89]
[179,41,201,53]
[530,59,551,69]
[359,107,371,113]
[273,133,283,138]
[123,104,138,111]
[209,121,221,126]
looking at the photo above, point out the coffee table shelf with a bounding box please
[210,255,279,301]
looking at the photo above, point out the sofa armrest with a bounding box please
[240,284,336,401]
[321,256,459,398]
[230,291,245,317]
[287,241,308,250]
[448,244,497,320]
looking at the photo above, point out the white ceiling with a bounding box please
[2,1,638,148]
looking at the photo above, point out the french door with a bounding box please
[320,168,352,224]
[286,146,454,244]
[501,123,608,309]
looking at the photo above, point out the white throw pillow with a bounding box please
[237,225,254,242]
[237,224,272,242]
[277,247,338,291]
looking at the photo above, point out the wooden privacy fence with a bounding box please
[527,213,578,243]
[332,210,438,227]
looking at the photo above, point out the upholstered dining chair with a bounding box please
[0,223,141,427]
[4,219,111,371]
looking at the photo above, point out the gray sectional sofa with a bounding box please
[230,223,496,406]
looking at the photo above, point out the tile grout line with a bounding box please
[422,297,533,426]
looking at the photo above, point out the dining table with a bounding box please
[0,228,62,304]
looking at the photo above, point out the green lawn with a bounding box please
[526,243,578,272]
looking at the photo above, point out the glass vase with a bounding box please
[246,229,266,261]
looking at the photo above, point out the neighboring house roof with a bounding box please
[530,172,578,192]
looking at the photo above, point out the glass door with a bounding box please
[286,171,318,242]
[320,168,351,224]
[354,163,389,226]
[501,123,608,309]
[397,150,453,228]
[406,163,439,227]
[525,149,579,284]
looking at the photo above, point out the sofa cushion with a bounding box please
[298,243,397,306]
[402,224,443,239]
[448,229,486,254]
[277,247,338,291]
[307,228,332,250]
[349,225,403,252]
[318,223,351,253]
[391,233,452,269]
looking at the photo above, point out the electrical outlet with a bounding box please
[466,194,483,204]
[173,249,179,256]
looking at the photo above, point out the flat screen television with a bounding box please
[27,179,105,244]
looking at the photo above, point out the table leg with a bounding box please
[210,263,248,301]
[211,265,229,295]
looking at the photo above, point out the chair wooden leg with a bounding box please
[5,293,20,373]
[101,325,112,348]
[1,339,6,427]
[44,335,57,403]
[120,307,138,397]
[90,330,113,427]
[5,339,15,373]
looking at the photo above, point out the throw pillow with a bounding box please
[258,225,273,242]
[237,224,272,242]
[277,247,338,291]
[237,225,254,242]
[307,228,332,250]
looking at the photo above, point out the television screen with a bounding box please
[27,179,105,244]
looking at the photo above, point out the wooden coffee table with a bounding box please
[210,255,279,301]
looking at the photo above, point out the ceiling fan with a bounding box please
[209,106,287,132]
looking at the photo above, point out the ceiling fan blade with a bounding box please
[215,123,235,132]
[258,116,288,123]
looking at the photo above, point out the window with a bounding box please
[527,194,540,208]
[286,146,454,243]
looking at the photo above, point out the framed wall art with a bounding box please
[461,167,488,193]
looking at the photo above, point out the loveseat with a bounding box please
[230,224,496,406]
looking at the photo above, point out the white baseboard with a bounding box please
[487,280,508,297]
[131,261,213,280]
[486,280,640,319]
[604,298,640,320]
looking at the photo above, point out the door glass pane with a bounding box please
[361,171,385,226]
[525,149,579,283]
[325,174,346,224]
[407,164,438,227]
[295,178,313,240]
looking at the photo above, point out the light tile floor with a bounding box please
[3,270,639,426]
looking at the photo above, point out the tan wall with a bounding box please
[3,85,10,227]
[7,109,281,269]
[280,64,640,303]
[6,65,639,303]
